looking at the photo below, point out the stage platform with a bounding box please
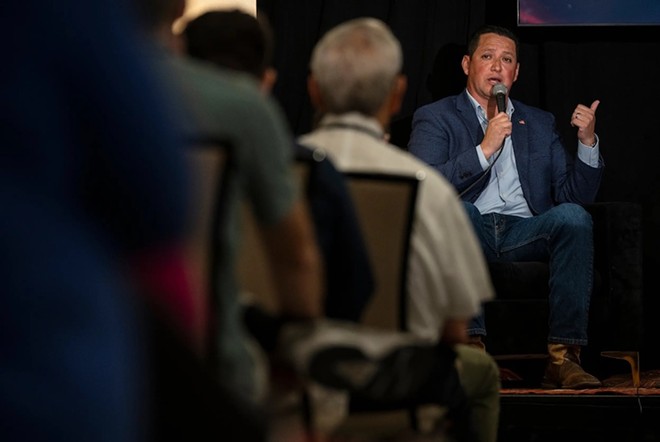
[498,370,660,441]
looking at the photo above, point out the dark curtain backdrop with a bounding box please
[257,0,486,142]
[259,0,660,369]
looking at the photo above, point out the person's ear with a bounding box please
[260,68,278,95]
[388,74,407,115]
[513,62,520,83]
[307,75,324,111]
[461,55,471,76]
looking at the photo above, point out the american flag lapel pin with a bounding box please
[518,119,526,125]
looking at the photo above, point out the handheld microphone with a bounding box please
[492,83,507,113]
[460,83,508,198]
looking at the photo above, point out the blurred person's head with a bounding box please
[308,17,406,124]
[184,9,277,93]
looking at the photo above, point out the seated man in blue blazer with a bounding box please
[409,24,604,389]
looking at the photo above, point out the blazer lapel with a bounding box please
[512,109,530,192]
[457,90,484,146]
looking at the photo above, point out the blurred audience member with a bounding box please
[184,9,374,325]
[299,18,500,442]
[132,0,324,403]
[0,0,194,440]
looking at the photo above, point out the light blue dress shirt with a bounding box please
[465,91,600,218]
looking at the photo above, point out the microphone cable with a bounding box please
[459,83,508,198]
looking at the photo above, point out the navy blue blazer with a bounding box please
[408,90,604,215]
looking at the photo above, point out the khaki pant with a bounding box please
[454,344,501,442]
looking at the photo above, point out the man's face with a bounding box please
[461,33,519,105]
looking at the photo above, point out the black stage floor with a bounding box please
[496,361,660,441]
[499,393,660,441]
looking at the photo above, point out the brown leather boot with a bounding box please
[542,344,601,389]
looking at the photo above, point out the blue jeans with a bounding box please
[463,202,593,346]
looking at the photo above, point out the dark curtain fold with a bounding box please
[258,0,486,141]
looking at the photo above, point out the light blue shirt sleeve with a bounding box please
[476,145,491,169]
[577,134,600,168]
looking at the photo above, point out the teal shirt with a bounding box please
[162,54,297,399]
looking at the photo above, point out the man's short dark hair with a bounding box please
[184,9,273,79]
[467,25,519,59]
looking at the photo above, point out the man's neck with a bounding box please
[374,106,391,134]
[466,88,500,120]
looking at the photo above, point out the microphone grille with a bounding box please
[492,83,508,96]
